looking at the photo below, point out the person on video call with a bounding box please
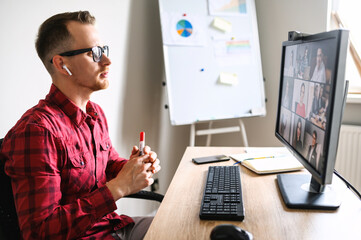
[311,48,326,83]
[295,83,306,118]
[282,79,291,109]
[280,114,287,137]
[318,84,328,115]
[293,118,303,153]
[287,50,295,77]
[310,84,320,118]
[0,11,161,240]
[306,131,318,167]
[298,47,309,79]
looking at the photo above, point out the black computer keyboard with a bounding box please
[199,166,245,221]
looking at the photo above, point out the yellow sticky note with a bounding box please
[251,107,266,116]
[219,72,238,85]
[212,17,232,32]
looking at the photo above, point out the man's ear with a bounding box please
[52,55,70,76]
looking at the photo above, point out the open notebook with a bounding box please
[230,147,304,174]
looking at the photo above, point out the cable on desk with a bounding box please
[334,169,361,201]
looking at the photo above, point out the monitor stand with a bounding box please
[277,173,343,210]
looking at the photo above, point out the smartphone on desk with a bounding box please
[192,155,230,164]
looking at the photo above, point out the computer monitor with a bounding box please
[275,29,349,210]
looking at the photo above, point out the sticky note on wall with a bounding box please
[212,17,232,32]
[219,72,238,85]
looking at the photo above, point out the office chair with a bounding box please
[0,138,21,240]
[0,138,163,240]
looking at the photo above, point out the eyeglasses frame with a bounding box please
[50,45,109,63]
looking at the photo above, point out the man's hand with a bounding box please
[106,146,161,201]
[131,145,161,174]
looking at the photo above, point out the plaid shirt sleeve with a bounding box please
[3,124,117,240]
[105,144,128,181]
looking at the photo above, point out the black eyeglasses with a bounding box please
[50,45,109,63]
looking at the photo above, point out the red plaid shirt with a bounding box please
[0,84,134,239]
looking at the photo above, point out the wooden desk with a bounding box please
[145,147,361,240]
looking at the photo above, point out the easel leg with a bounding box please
[190,123,196,147]
[206,121,213,147]
[239,119,249,147]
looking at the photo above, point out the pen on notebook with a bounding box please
[139,131,145,156]
[233,155,287,165]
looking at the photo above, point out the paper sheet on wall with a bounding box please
[213,38,253,66]
[208,0,247,16]
[160,12,206,46]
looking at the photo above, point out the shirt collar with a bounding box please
[46,84,99,126]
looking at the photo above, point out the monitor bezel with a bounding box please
[275,29,349,186]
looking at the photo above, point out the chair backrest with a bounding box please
[0,138,21,240]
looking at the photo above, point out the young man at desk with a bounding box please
[0,11,160,239]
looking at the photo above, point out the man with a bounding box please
[293,118,303,153]
[0,11,160,239]
[307,131,318,168]
[310,84,319,118]
[311,48,326,83]
[318,84,328,115]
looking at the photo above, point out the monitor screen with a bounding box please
[275,29,349,210]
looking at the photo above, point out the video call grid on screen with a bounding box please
[278,38,337,174]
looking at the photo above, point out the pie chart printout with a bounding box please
[177,20,193,37]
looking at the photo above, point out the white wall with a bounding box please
[0,0,130,140]
[0,0,334,217]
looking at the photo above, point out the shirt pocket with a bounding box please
[100,138,111,152]
[68,151,88,169]
[63,145,93,194]
[99,138,111,163]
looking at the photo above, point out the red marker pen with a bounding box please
[139,132,145,156]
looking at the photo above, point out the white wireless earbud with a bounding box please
[62,65,72,76]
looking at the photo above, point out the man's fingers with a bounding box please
[143,145,151,154]
[146,159,161,174]
[149,152,157,162]
[147,177,154,185]
[151,165,161,174]
[143,162,152,170]
[130,146,139,156]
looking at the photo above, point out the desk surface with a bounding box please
[145,147,361,240]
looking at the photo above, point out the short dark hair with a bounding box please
[35,11,96,74]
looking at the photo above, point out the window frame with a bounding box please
[330,3,361,95]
